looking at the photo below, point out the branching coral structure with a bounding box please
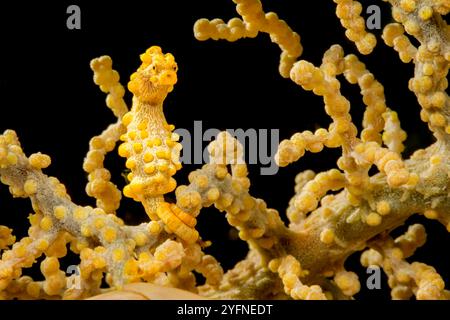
[0,0,449,300]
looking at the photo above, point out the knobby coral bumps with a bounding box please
[0,0,449,300]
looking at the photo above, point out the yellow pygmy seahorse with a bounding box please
[118,46,198,244]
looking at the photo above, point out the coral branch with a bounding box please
[0,130,169,292]
[362,224,449,299]
[384,0,449,140]
[333,0,378,54]
[84,56,129,214]
[194,0,302,77]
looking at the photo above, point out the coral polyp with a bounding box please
[0,0,449,300]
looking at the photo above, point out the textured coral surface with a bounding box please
[0,0,449,300]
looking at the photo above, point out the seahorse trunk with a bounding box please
[119,98,181,219]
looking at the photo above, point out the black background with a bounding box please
[0,0,448,300]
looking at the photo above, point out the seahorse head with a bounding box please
[128,46,178,105]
